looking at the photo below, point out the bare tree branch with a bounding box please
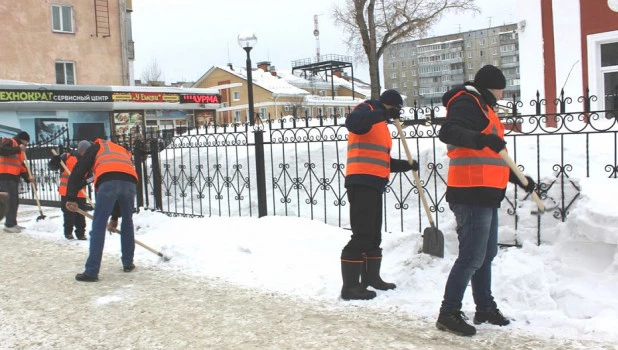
[333,0,479,99]
[141,59,164,86]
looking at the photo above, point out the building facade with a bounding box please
[193,61,369,125]
[0,0,134,86]
[383,24,520,106]
[517,0,618,114]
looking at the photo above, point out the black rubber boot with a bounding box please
[340,260,377,301]
[361,256,396,290]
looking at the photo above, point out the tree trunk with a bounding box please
[368,57,381,99]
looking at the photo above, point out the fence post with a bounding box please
[133,139,144,209]
[149,139,163,211]
[253,117,268,217]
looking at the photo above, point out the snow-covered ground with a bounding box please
[4,175,617,349]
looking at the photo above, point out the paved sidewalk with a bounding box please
[0,219,611,349]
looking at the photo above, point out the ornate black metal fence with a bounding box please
[18,90,618,245]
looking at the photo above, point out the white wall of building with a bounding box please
[552,0,583,104]
[516,0,545,113]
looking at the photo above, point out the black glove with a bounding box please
[476,133,506,153]
[48,155,61,171]
[386,107,402,120]
[409,159,419,171]
[519,175,536,193]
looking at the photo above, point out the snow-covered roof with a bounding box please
[205,65,309,97]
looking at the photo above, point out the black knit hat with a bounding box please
[379,89,403,107]
[15,131,30,142]
[474,65,506,89]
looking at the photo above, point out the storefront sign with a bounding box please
[179,93,221,104]
[112,92,180,103]
[0,89,112,102]
[0,89,219,104]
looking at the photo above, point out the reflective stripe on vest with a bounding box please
[58,154,85,197]
[93,139,138,184]
[445,90,509,189]
[346,102,391,178]
[0,138,25,176]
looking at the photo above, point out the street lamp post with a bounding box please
[238,32,267,217]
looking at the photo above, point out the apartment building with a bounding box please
[383,24,520,106]
[0,0,134,86]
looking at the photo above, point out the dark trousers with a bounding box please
[0,179,19,228]
[341,185,383,261]
[60,196,87,237]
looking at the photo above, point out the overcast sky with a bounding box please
[132,0,518,85]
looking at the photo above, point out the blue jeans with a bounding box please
[84,180,136,277]
[440,203,499,313]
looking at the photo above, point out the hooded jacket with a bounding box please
[439,83,521,207]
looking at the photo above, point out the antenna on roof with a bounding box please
[314,15,320,62]
[226,43,233,70]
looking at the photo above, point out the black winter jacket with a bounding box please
[439,83,521,207]
[345,99,412,193]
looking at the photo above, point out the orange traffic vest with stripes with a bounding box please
[445,91,509,189]
[0,138,26,176]
[346,103,391,178]
[92,139,138,184]
[58,154,86,198]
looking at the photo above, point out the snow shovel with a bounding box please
[50,149,94,207]
[22,152,46,221]
[394,118,444,258]
[499,150,546,214]
[75,208,172,262]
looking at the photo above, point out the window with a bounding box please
[492,37,497,44]
[233,91,240,101]
[466,41,472,48]
[392,82,398,89]
[327,107,334,116]
[304,107,311,117]
[339,107,346,116]
[403,81,407,88]
[493,48,498,56]
[51,5,73,33]
[599,41,618,111]
[317,107,323,116]
[401,71,406,78]
[467,52,473,58]
[260,107,268,119]
[55,61,76,84]
[391,72,397,79]
[479,50,484,57]
[392,62,397,69]
[401,61,407,68]
[480,38,486,46]
[468,74,474,80]
[467,62,474,69]
[234,111,241,123]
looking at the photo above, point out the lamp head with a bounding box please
[238,31,258,50]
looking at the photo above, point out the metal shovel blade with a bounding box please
[36,212,47,221]
[422,226,444,258]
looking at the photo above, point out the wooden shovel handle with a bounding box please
[499,150,545,212]
[394,118,436,227]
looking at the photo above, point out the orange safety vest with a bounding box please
[0,138,26,176]
[92,139,138,185]
[58,154,86,198]
[445,91,509,189]
[346,103,392,178]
